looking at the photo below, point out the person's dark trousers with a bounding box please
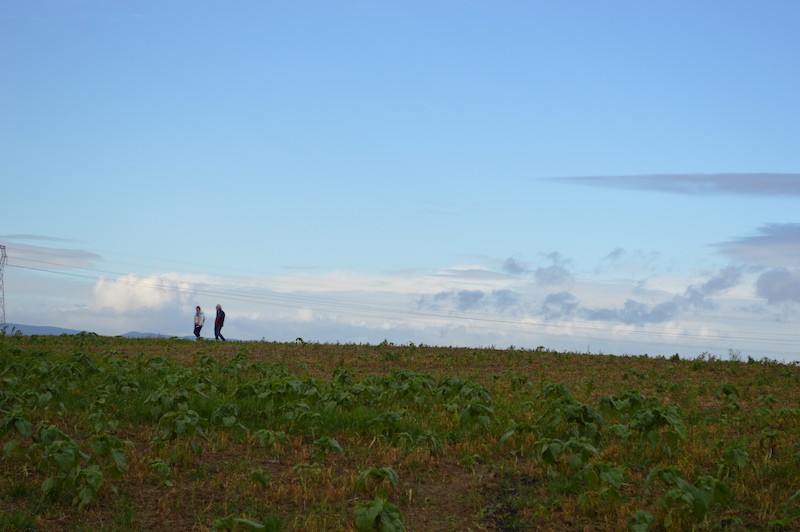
[194,326,202,338]
[215,327,225,341]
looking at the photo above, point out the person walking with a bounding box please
[193,306,205,339]
[214,304,226,341]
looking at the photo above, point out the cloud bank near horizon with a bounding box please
[3,222,800,359]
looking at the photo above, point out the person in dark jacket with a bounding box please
[214,304,226,341]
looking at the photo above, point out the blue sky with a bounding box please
[2,1,800,360]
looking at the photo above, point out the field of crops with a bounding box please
[2,332,800,530]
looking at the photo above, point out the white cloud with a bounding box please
[93,273,198,311]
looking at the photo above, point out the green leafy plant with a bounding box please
[536,395,603,442]
[254,429,287,448]
[353,497,404,532]
[89,433,130,477]
[250,469,272,488]
[632,403,687,444]
[717,443,749,478]
[28,422,105,509]
[460,402,495,431]
[628,509,655,532]
[368,410,405,435]
[0,405,33,456]
[154,403,209,454]
[149,458,173,486]
[576,461,626,513]
[358,466,399,497]
[414,429,444,456]
[211,403,247,430]
[313,435,344,455]
[533,437,599,470]
[646,465,732,528]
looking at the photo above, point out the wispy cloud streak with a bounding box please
[558,174,800,196]
[713,223,800,267]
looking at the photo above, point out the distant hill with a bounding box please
[2,323,84,336]
[2,323,176,339]
[119,331,177,339]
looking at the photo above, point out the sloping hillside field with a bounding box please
[2,334,800,530]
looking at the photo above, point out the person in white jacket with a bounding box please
[193,306,205,339]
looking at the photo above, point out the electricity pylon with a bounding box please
[0,245,6,331]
